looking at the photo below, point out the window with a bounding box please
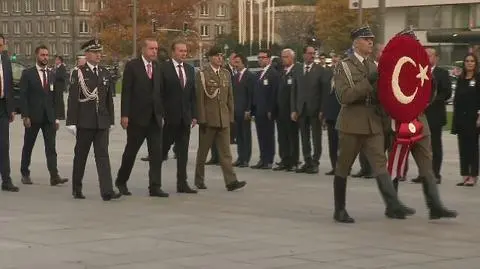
[13,21,20,34]
[25,21,32,33]
[79,0,88,11]
[215,25,225,35]
[1,1,7,13]
[452,5,470,28]
[473,4,480,28]
[37,0,44,11]
[200,24,209,36]
[79,20,89,33]
[14,43,20,55]
[99,0,105,10]
[13,0,20,12]
[25,0,32,12]
[200,2,208,16]
[2,22,8,34]
[61,0,68,11]
[38,21,44,33]
[49,20,55,33]
[62,42,70,55]
[48,0,55,11]
[217,4,226,17]
[25,43,32,56]
[49,42,56,55]
[62,20,69,33]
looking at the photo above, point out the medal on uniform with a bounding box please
[378,34,432,179]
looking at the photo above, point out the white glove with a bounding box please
[65,125,77,136]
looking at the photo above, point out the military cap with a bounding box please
[396,26,418,40]
[206,46,223,57]
[81,39,103,52]
[76,54,85,59]
[351,25,375,40]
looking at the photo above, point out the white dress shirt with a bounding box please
[36,64,49,87]
[210,64,220,74]
[86,62,99,75]
[260,65,270,79]
[172,58,186,85]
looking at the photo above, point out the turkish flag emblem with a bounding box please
[378,35,432,123]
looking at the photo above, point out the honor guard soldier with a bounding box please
[66,39,121,201]
[194,47,246,191]
[333,26,414,223]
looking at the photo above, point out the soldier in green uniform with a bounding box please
[390,28,457,220]
[194,47,246,191]
[333,26,415,223]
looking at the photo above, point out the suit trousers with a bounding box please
[20,121,58,177]
[235,117,252,163]
[298,115,322,166]
[457,132,479,177]
[116,119,163,189]
[276,116,299,166]
[0,101,11,183]
[430,125,443,178]
[162,122,191,185]
[255,115,275,164]
[335,132,386,178]
[195,126,237,185]
[210,143,219,161]
[326,120,339,170]
[72,128,114,195]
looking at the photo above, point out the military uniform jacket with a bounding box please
[66,64,114,129]
[334,54,383,135]
[195,65,234,128]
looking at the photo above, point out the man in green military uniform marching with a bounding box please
[194,47,246,191]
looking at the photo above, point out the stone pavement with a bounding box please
[0,96,479,269]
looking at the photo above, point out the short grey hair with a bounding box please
[281,48,295,58]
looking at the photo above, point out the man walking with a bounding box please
[67,39,121,201]
[194,47,246,191]
[0,34,18,192]
[116,38,168,197]
[19,45,68,186]
[53,55,68,120]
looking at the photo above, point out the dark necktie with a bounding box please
[178,64,184,88]
[305,65,310,74]
[41,69,48,92]
[93,67,98,77]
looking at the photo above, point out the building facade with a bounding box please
[0,0,102,64]
[349,0,480,64]
[193,0,233,49]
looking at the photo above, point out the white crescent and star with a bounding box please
[391,56,429,105]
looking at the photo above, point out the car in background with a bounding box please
[11,61,27,113]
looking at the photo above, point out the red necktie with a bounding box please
[178,64,184,88]
[41,69,48,92]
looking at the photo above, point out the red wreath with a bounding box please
[377,35,432,179]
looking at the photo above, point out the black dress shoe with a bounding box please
[334,209,355,223]
[261,163,273,170]
[177,184,198,194]
[384,208,407,219]
[205,159,219,165]
[295,164,308,173]
[411,176,425,183]
[50,175,68,186]
[149,189,169,197]
[273,164,286,171]
[195,183,207,189]
[429,208,458,220]
[285,165,296,172]
[116,185,132,196]
[325,169,335,176]
[141,156,150,161]
[351,171,366,178]
[21,175,33,185]
[226,180,246,191]
[2,182,19,192]
[306,166,319,174]
[73,192,85,199]
[237,162,249,168]
[250,161,263,169]
[102,192,122,201]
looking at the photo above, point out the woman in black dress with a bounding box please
[452,53,480,187]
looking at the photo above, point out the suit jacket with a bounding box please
[322,66,341,121]
[121,57,163,127]
[195,65,234,128]
[19,66,59,124]
[160,59,196,126]
[275,64,298,119]
[0,52,14,116]
[425,66,451,128]
[54,64,68,92]
[291,62,327,117]
[232,68,254,120]
[334,54,383,135]
[451,75,480,134]
[66,64,114,129]
[253,66,279,117]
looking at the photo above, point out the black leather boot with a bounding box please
[333,176,354,223]
[421,176,457,220]
[376,174,415,219]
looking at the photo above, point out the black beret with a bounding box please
[81,39,103,52]
[351,26,375,40]
[206,46,223,57]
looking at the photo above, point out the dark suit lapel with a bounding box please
[32,67,45,92]
[168,60,183,89]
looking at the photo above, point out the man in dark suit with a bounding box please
[0,34,19,192]
[66,39,121,201]
[322,53,341,175]
[159,41,197,194]
[273,48,299,171]
[251,50,280,169]
[412,47,451,184]
[291,45,326,174]
[53,55,68,120]
[19,45,68,186]
[226,52,237,145]
[115,38,168,197]
[231,53,253,167]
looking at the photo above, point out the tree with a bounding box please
[315,0,375,53]
[276,10,315,46]
[95,0,199,57]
